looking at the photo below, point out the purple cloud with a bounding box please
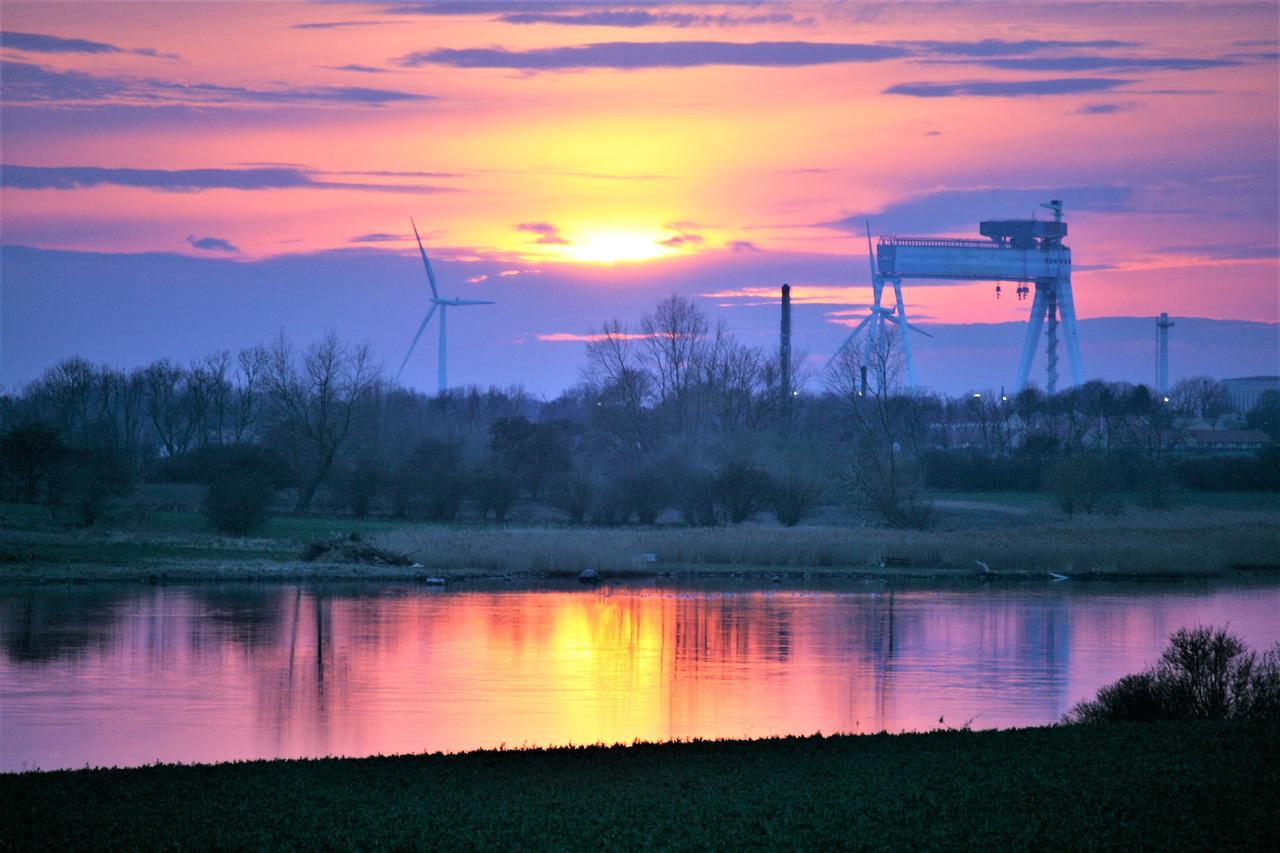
[401,41,910,70]
[1,164,451,194]
[516,222,569,245]
[186,235,238,253]
[884,78,1133,98]
[0,30,178,59]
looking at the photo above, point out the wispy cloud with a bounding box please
[293,21,388,31]
[659,230,704,248]
[536,331,654,343]
[186,235,238,253]
[895,38,1139,57]
[516,222,569,244]
[1,164,451,194]
[499,11,808,28]
[326,64,390,74]
[884,78,1133,98]
[0,30,178,59]
[1074,102,1135,115]
[931,55,1238,72]
[1159,242,1278,261]
[0,59,432,107]
[728,240,762,253]
[400,40,909,70]
[146,80,434,106]
[350,232,405,243]
[703,285,872,305]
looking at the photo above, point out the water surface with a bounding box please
[2,580,1277,771]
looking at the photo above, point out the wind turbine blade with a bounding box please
[452,299,495,306]
[395,302,438,382]
[907,322,933,338]
[865,221,878,280]
[410,218,439,300]
[826,314,873,366]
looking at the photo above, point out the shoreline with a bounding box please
[2,557,1278,587]
[5,722,1278,848]
[4,502,1277,587]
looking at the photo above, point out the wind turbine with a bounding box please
[396,219,494,394]
[828,222,931,392]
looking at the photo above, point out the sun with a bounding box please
[557,227,677,265]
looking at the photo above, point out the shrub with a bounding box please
[408,439,467,521]
[0,423,64,502]
[846,448,935,530]
[549,470,594,524]
[620,469,672,525]
[1043,453,1120,517]
[204,470,275,535]
[46,448,130,527]
[713,461,774,524]
[471,463,520,522]
[771,473,823,527]
[680,470,720,527]
[1064,626,1280,724]
[154,444,291,488]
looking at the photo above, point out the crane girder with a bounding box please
[877,241,1070,283]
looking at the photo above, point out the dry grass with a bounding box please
[374,509,1280,578]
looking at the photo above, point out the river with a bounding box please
[2,579,1277,771]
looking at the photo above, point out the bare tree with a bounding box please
[827,328,934,528]
[142,359,194,458]
[583,319,653,450]
[232,345,268,443]
[1170,376,1234,420]
[639,295,710,435]
[265,332,379,512]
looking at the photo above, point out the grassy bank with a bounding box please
[2,500,1277,585]
[4,722,1278,850]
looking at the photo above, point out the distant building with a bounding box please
[1222,376,1280,413]
[1183,428,1271,455]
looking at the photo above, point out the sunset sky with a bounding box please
[2,0,1277,394]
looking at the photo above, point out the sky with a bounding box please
[1,0,1277,396]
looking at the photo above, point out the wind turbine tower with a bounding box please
[872,199,1083,394]
[1156,312,1174,397]
[829,222,932,392]
[395,219,495,394]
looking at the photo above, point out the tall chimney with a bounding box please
[780,284,792,403]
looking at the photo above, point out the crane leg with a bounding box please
[1016,283,1048,391]
[1056,273,1085,387]
[892,278,917,393]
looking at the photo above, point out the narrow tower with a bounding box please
[780,284,793,423]
[1156,312,1174,397]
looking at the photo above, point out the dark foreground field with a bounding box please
[5,722,1279,850]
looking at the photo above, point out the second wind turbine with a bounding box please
[396,219,494,394]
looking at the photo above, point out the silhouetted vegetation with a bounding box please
[5,723,1278,850]
[1,297,1274,534]
[204,469,274,536]
[1065,626,1280,724]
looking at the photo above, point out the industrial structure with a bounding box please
[396,219,495,393]
[873,200,1084,394]
[829,223,932,392]
[1156,312,1174,397]
[780,283,793,404]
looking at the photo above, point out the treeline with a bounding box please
[2,296,1277,531]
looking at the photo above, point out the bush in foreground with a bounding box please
[1064,626,1280,724]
